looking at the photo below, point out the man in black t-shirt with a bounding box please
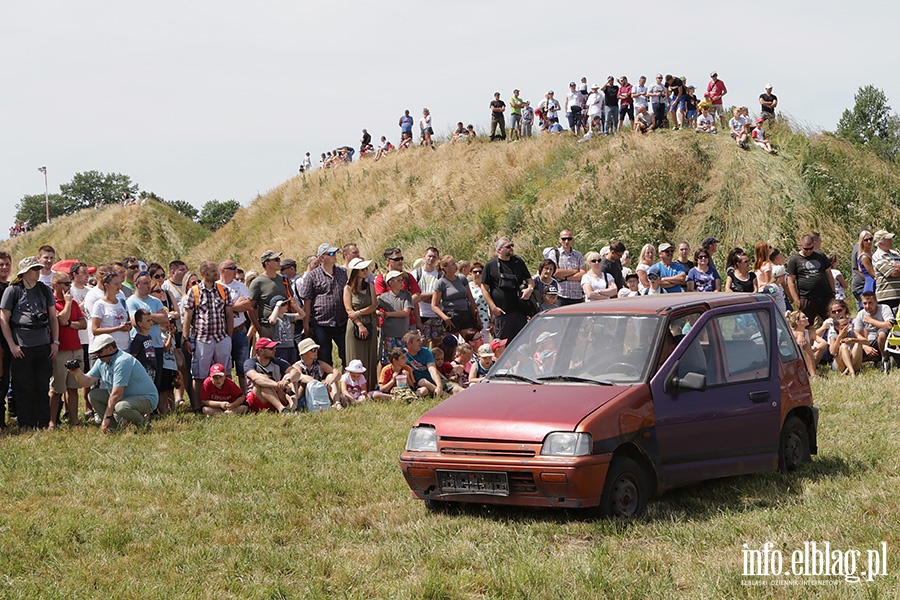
[600,76,620,134]
[481,237,534,341]
[490,92,506,141]
[665,74,686,129]
[600,241,626,290]
[786,234,835,330]
[759,84,778,120]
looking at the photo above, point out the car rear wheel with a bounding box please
[599,457,652,518]
[779,415,811,471]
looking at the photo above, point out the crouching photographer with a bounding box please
[66,334,158,433]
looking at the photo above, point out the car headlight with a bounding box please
[541,432,592,457]
[406,426,438,452]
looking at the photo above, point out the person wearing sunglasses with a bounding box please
[653,243,687,292]
[854,230,876,305]
[582,251,618,301]
[481,236,534,341]
[548,229,586,306]
[786,233,835,333]
[686,250,721,292]
[298,243,349,367]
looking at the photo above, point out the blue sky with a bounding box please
[2,0,898,237]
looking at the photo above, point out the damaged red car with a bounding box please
[400,293,818,517]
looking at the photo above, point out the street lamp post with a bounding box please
[38,166,49,223]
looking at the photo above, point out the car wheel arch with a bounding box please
[609,443,659,498]
[782,406,817,456]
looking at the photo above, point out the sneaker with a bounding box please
[883,359,892,374]
[93,413,103,425]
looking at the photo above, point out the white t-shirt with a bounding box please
[92,297,131,349]
[586,92,603,117]
[414,268,440,319]
[583,271,614,301]
[84,286,126,344]
[340,372,367,401]
[219,279,250,327]
[632,85,649,108]
[854,305,894,341]
[697,113,715,129]
[71,284,91,345]
[566,91,582,111]
[831,269,845,300]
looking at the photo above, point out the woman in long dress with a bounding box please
[343,258,379,390]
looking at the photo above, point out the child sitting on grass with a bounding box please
[751,118,776,153]
[200,363,248,415]
[378,347,421,402]
[469,343,496,384]
[452,343,474,387]
[339,359,391,404]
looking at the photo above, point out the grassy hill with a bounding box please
[0,200,209,266]
[188,124,900,273]
[5,124,900,273]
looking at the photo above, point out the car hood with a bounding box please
[417,382,627,443]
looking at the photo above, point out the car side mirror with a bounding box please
[672,372,707,391]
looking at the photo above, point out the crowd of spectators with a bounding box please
[300,72,780,170]
[2,224,898,433]
[8,221,31,239]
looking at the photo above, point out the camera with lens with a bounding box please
[64,358,81,371]
[32,312,49,326]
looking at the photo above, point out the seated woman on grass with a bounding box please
[786,310,828,378]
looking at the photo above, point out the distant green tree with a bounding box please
[59,171,139,210]
[198,199,241,231]
[836,85,900,162]
[14,193,78,225]
[141,190,166,203]
[164,199,200,221]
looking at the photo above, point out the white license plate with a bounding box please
[437,470,509,496]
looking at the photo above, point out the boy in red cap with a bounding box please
[200,363,247,415]
[244,337,295,413]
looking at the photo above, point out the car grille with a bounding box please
[507,472,536,493]
[441,447,536,458]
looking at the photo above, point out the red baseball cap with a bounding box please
[490,339,507,352]
[255,337,278,350]
[209,363,226,377]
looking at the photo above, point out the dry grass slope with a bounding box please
[191,125,900,272]
[0,201,210,266]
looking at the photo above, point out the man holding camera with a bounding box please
[66,333,158,432]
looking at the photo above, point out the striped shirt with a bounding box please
[873,248,900,304]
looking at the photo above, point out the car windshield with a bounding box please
[489,313,661,384]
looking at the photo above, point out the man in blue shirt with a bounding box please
[68,333,159,432]
[403,330,461,397]
[654,243,687,292]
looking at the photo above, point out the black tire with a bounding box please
[779,415,811,471]
[424,498,451,513]
[598,457,653,518]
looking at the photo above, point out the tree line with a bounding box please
[15,170,240,231]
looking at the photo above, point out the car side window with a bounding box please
[774,310,800,362]
[717,311,771,383]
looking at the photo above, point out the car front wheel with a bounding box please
[779,415,811,471]
[599,457,652,518]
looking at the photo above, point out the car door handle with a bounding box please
[749,391,770,403]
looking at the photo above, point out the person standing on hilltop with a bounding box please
[508,89,524,140]
[665,74,686,130]
[420,108,434,148]
[360,129,371,153]
[399,110,414,140]
[565,82,583,136]
[705,71,728,129]
[489,92,507,141]
[759,84,778,121]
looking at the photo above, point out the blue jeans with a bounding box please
[603,105,619,134]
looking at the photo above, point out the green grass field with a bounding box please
[1,368,898,599]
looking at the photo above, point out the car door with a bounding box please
[649,304,781,487]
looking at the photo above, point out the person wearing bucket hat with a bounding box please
[338,359,391,404]
[244,337,295,413]
[286,336,342,407]
[0,256,60,429]
[298,242,348,368]
[66,333,158,432]
[344,257,379,390]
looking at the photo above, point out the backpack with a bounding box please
[304,380,331,413]
[190,283,229,308]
